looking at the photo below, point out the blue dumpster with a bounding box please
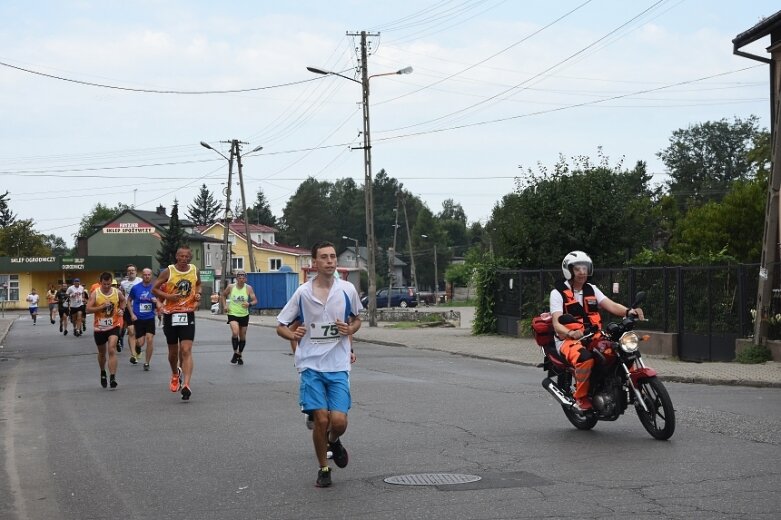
[246,272,300,310]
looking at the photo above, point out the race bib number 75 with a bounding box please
[310,321,339,344]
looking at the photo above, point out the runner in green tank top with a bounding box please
[221,270,258,365]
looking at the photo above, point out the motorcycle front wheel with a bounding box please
[557,373,598,430]
[635,377,675,440]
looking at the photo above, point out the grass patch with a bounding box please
[735,344,773,364]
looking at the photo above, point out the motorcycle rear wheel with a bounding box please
[557,373,598,430]
[635,377,675,440]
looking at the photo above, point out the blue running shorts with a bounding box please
[299,369,351,415]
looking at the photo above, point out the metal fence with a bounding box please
[494,263,774,361]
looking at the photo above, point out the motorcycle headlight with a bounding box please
[619,331,639,353]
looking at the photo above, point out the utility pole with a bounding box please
[433,243,439,305]
[388,195,400,309]
[235,140,258,274]
[220,141,236,313]
[347,30,380,326]
[401,194,418,305]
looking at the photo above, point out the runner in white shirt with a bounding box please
[120,264,143,364]
[26,288,40,325]
[66,279,86,337]
[276,240,362,488]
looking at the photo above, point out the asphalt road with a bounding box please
[1,315,780,519]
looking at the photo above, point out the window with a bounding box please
[0,274,20,301]
[231,257,244,271]
[269,258,282,271]
[206,252,212,267]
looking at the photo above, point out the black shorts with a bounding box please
[94,327,120,346]
[227,314,250,327]
[133,318,156,337]
[123,309,132,327]
[58,306,69,317]
[163,312,196,344]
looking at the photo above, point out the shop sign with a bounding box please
[103,222,155,234]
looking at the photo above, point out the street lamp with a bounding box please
[421,234,439,306]
[342,235,360,269]
[307,63,412,326]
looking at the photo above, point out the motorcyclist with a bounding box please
[550,251,644,411]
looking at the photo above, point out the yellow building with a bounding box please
[198,221,311,283]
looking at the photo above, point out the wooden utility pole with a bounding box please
[235,140,257,274]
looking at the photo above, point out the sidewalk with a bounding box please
[3,312,780,388]
[200,310,781,389]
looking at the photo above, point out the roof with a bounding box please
[733,10,781,48]
[88,208,216,242]
[199,221,309,256]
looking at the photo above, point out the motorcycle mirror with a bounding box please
[632,291,646,308]
[558,314,578,325]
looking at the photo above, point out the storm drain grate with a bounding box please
[384,473,482,486]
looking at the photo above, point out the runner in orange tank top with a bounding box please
[152,245,202,401]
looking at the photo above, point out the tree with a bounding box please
[667,177,764,263]
[42,234,71,256]
[245,187,277,228]
[658,116,763,210]
[491,153,655,268]
[76,203,128,240]
[0,220,50,256]
[0,191,17,228]
[186,184,221,226]
[156,201,189,269]
[278,178,335,247]
[436,199,468,252]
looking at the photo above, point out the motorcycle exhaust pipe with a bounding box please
[542,377,576,408]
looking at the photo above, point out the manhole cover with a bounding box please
[384,473,482,486]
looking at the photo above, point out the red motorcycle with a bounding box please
[537,292,675,440]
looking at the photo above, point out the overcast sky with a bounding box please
[0,0,777,246]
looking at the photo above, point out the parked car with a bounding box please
[362,287,419,308]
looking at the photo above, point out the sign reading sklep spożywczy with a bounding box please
[103,222,155,234]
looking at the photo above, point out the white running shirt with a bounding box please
[277,277,362,373]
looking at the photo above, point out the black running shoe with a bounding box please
[109,376,117,389]
[329,438,349,468]
[51,319,55,324]
[59,323,63,332]
[64,329,68,336]
[230,352,238,364]
[135,346,142,356]
[100,372,108,388]
[143,363,150,371]
[181,385,191,401]
[129,357,137,365]
[316,467,332,488]
[237,355,243,366]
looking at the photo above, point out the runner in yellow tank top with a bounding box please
[220,269,258,365]
[152,245,202,401]
[85,272,126,390]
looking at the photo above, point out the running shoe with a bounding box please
[59,323,63,332]
[63,329,68,336]
[237,354,243,366]
[135,346,142,356]
[316,467,332,488]
[230,352,238,364]
[181,385,191,401]
[305,412,314,430]
[329,438,349,468]
[169,373,180,393]
[51,319,55,324]
[143,363,150,371]
[109,376,118,389]
[100,372,108,388]
[129,356,137,365]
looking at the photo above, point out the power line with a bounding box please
[0,60,322,94]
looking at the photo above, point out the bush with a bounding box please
[735,344,773,364]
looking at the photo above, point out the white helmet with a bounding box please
[561,250,593,280]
